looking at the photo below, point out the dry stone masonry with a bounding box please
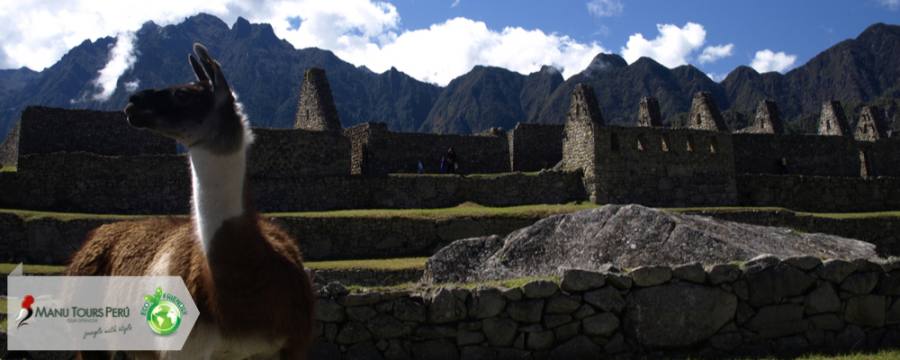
[294,67,343,132]
[819,101,853,137]
[2,81,900,215]
[750,99,784,134]
[637,97,662,127]
[307,255,900,359]
[855,106,890,142]
[0,120,20,166]
[688,92,729,132]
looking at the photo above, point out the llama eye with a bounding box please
[174,90,191,102]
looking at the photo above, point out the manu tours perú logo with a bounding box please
[141,286,187,335]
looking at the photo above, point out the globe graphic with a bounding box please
[147,300,181,335]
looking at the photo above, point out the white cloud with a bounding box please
[877,0,899,10]
[334,18,607,85]
[706,72,727,83]
[0,0,608,87]
[451,0,460,8]
[620,23,706,68]
[586,0,623,17]
[750,49,797,73]
[698,43,733,64]
[124,79,140,93]
[92,32,138,101]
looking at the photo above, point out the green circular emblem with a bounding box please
[146,300,182,335]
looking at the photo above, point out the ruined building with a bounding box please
[294,67,343,132]
[2,69,900,215]
[818,100,853,137]
[855,105,889,142]
[749,99,784,134]
[687,92,728,132]
[638,97,663,127]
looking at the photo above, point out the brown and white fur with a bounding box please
[67,44,315,360]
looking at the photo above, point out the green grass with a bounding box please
[0,165,15,172]
[306,257,427,271]
[0,263,66,275]
[667,206,900,219]
[0,202,601,222]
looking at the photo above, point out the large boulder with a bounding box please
[425,204,877,283]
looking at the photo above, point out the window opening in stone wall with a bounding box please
[661,134,670,152]
[694,114,702,126]
[637,134,646,151]
[686,136,694,152]
[860,151,873,178]
[710,137,718,154]
[610,133,620,152]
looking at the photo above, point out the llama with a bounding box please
[67,44,315,360]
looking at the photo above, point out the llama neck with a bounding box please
[189,145,247,255]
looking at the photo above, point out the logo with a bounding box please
[140,286,187,335]
[14,295,35,329]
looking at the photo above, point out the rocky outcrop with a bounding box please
[425,204,877,284]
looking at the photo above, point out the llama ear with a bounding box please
[189,54,210,82]
[193,43,232,100]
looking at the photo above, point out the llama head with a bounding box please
[124,43,246,154]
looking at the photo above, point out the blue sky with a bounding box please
[0,0,897,93]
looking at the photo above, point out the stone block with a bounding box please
[412,340,458,360]
[548,335,601,360]
[815,259,857,284]
[507,299,544,323]
[630,265,672,287]
[707,264,741,285]
[805,282,841,315]
[544,295,581,314]
[456,330,484,346]
[582,313,619,337]
[393,298,426,323]
[741,254,781,274]
[367,314,411,340]
[428,288,467,324]
[315,298,346,322]
[745,264,814,307]
[482,317,518,347]
[782,256,822,271]
[840,272,879,295]
[527,331,555,351]
[559,268,605,292]
[843,295,886,327]
[523,280,558,298]
[672,262,706,283]
[336,322,372,344]
[583,286,625,313]
[473,286,506,319]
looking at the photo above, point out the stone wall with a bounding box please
[248,127,351,178]
[346,122,510,175]
[819,101,853,137]
[0,153,585,215]
[16,106,176,161]
[308,256,900,359]
[508,123,564,172]
[861,138,900,178]
[637,97,662,127]
[736,174,900,213]
[855,106,890,142]
[687,92,728,132]
[590,126,737,207]
[0,120,19,166]
[749,99,784,135]
[309,269,424,287]
[294,67,343,132]
[344,122,385,175]
[731,133,862,177]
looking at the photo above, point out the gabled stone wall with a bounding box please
[856,106,890,142]
[0,120,19,166]
[294,67,343,132]
[819,101,853,137]
[687,92,729,132]
[309,256,900,359]
[749,99,784,134]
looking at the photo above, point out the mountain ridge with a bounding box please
[0,16,897,138]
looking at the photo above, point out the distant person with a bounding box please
[447,147,457,173]
[779,153,788,174]
[417,160,425,174]
[440,156,448,174]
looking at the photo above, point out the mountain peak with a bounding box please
[232,17,252,38]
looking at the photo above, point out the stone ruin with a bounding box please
[294,67,343,132]
[750,99,784,134]
[637,97,662,127]
[567,84,604,126]
[855,105,890,142]
[688,92,728,132]
[819,100,852,137]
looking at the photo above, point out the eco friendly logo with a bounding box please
[14,295,35,329]
[141,286,186,335]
